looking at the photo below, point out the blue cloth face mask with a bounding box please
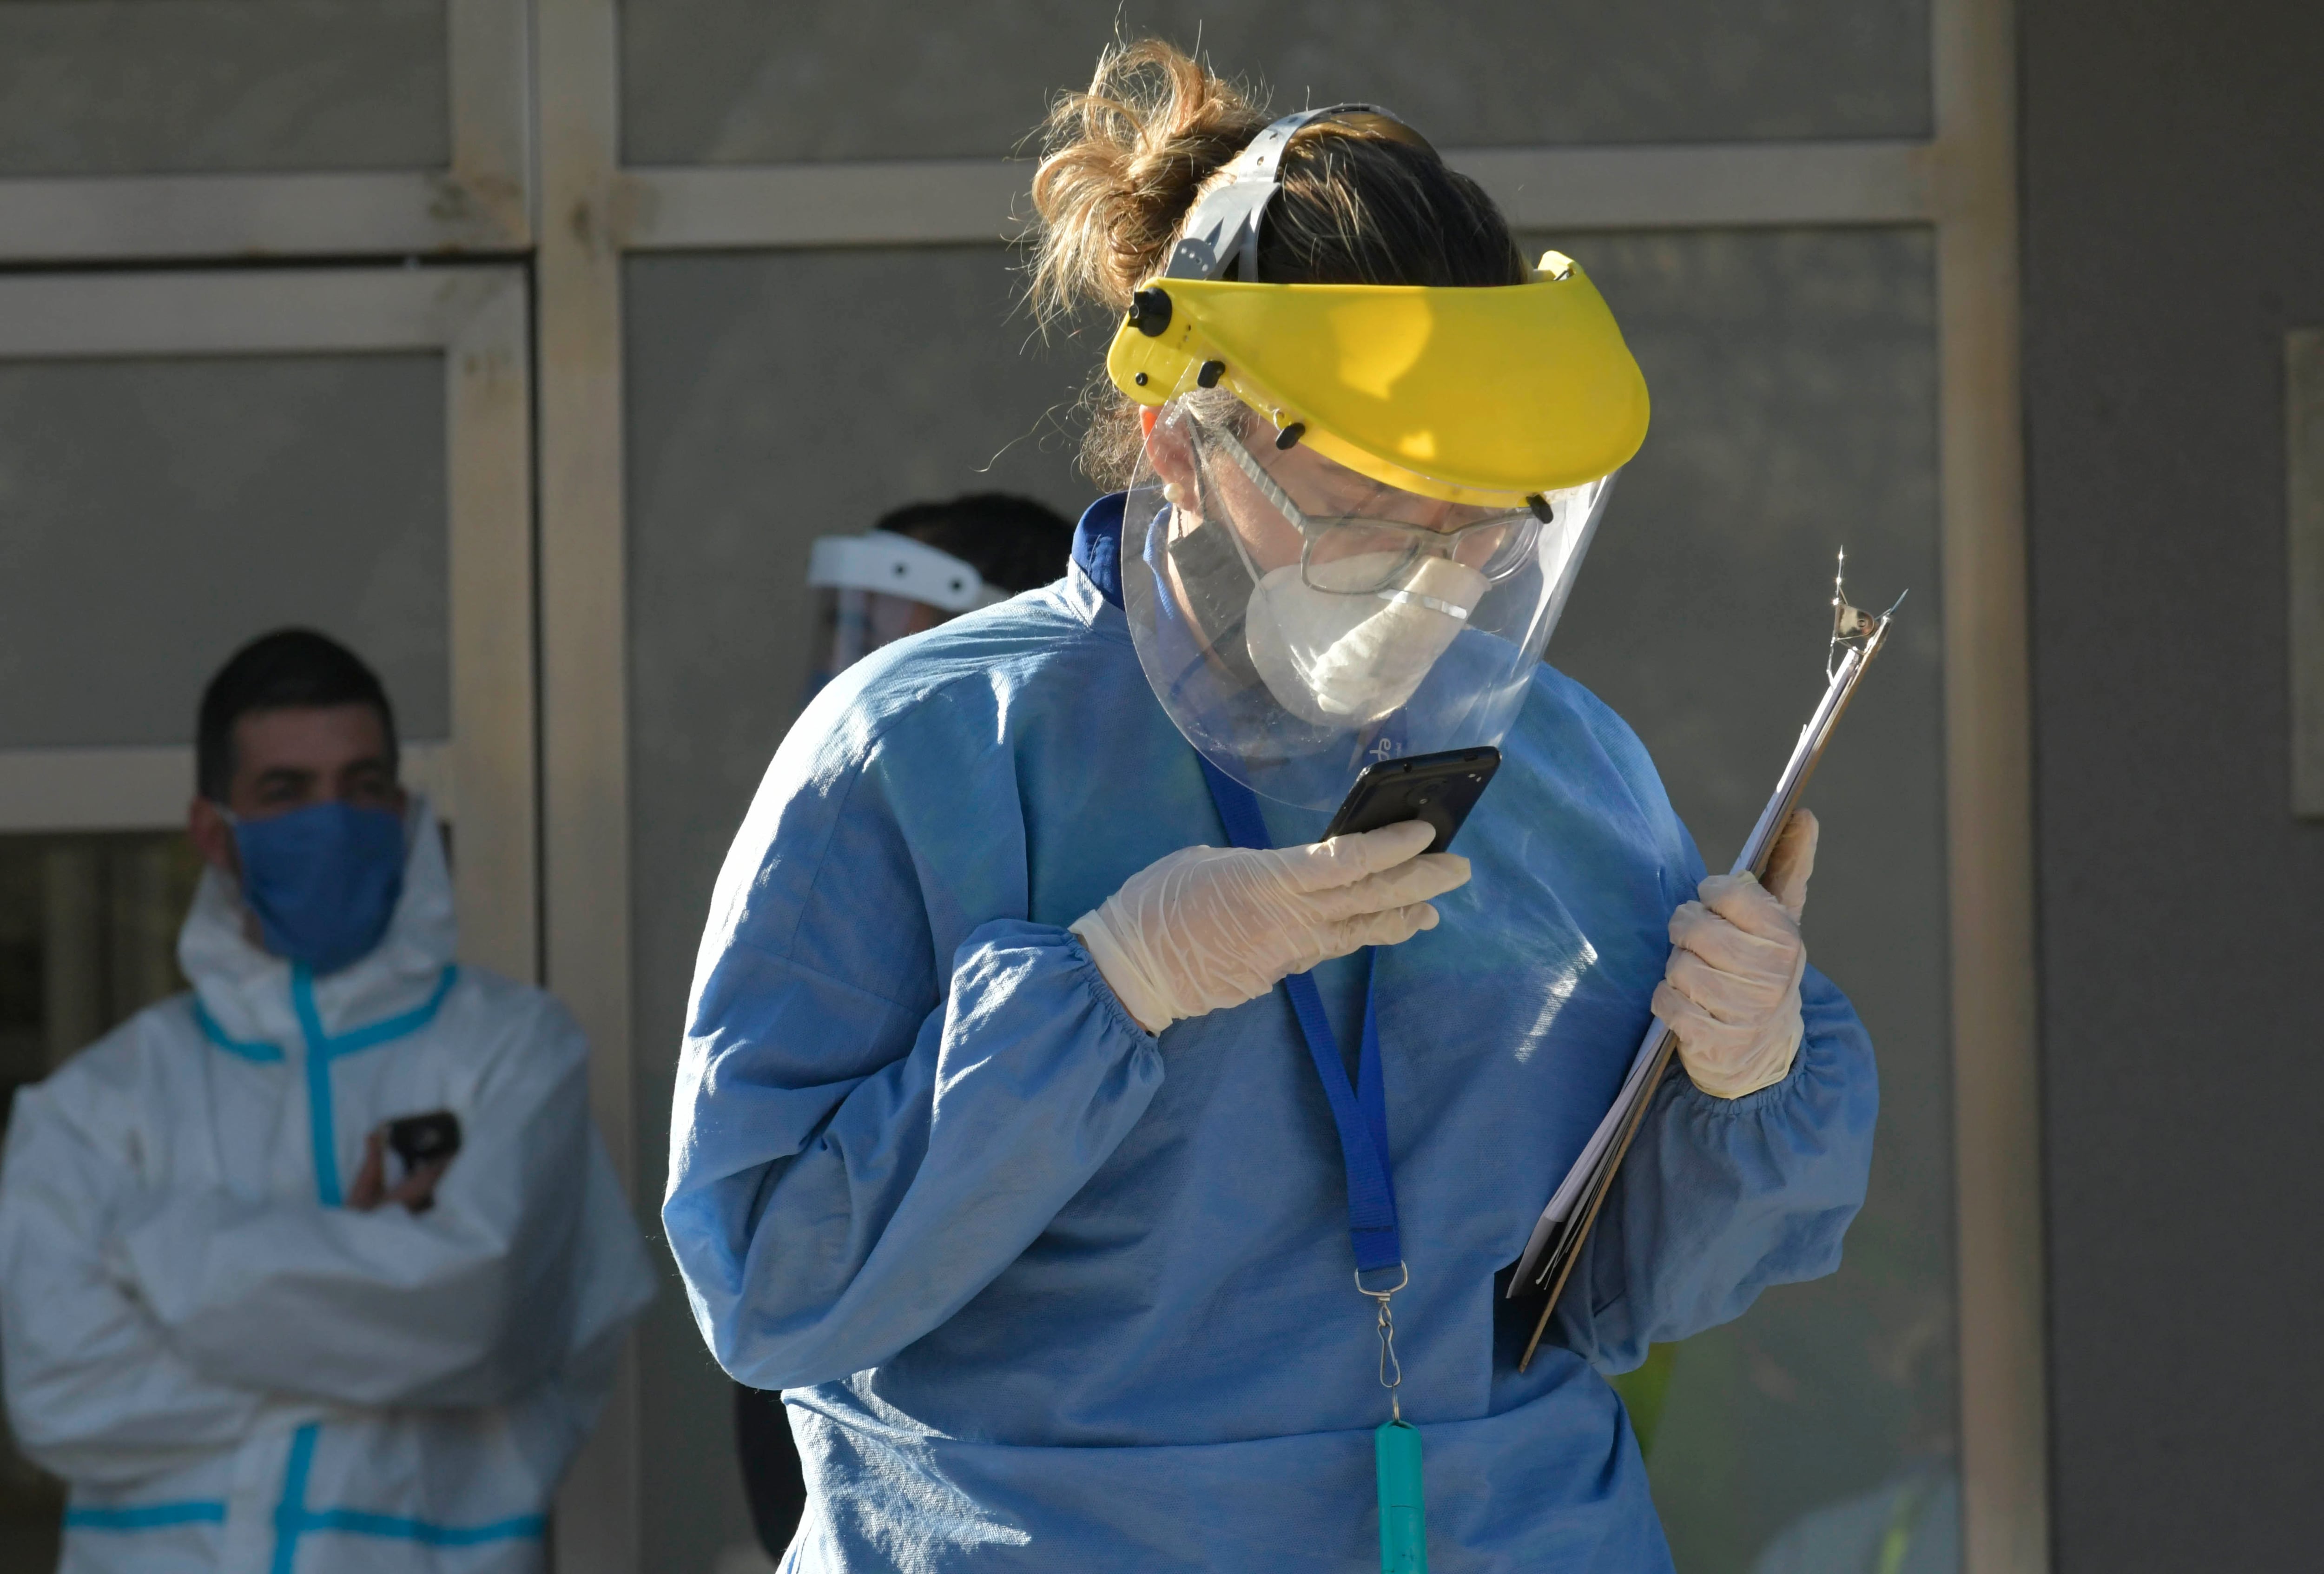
[230,801,408,974]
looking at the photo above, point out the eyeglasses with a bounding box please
[1207,428,1546,596]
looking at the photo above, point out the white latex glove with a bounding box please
[1072,822,1471,1035]
[1651,811,1820,1099]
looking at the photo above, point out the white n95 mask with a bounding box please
[1119,396,1616,810]
[1244,554,1490,727]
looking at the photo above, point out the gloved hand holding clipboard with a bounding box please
[1509,562,1902,1372]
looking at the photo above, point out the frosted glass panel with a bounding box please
[1539,227,1954,1573]
[0,354,449,748]
[622,0,1932,165]
[0,0,447,177]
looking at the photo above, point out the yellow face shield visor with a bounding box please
[1106,253,1651,509]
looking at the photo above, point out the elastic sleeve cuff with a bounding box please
[1681,1014,1805,1101]
[1069,907,1173,1036]
[1671,1016,1817,1118]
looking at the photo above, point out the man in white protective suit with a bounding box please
[0,628,654,1574]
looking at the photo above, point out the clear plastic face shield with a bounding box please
[1102,103,1647,807]
[813,586,947,686]
[1123,377,1615,810]
[805,530,1004,697]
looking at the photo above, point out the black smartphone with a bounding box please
[1323,746,1501,854]
[386,1111,462,1171]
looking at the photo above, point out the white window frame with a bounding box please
[0,267,540,983]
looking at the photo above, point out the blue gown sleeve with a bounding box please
[1547,966,1879,1374]
[661,684,1164,1392]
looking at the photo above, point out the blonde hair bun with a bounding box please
[1030,40,1269,325]
[1027,39,1524,488]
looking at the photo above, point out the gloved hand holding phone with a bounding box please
[1073,821,1471,1036]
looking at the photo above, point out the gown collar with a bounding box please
[1070,493,1128,610]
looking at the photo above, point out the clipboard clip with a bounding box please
[1829,547,1907,682]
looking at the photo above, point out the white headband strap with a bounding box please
[806,531,1003,613]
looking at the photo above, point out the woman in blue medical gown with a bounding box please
[664,41,1877,1574]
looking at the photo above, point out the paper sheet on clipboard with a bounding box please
[1507,611,1893,1297]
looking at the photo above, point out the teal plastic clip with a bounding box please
[1375,1418,1426,1573]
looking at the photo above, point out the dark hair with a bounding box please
[196,628,398,802]
[1029,39,1528,487]
[875,492,1077,595]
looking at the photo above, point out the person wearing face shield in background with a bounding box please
[663,39,1876,1574]
[740,491,1074,1562]
[801,492,1077,700]
[0,630,653,1574]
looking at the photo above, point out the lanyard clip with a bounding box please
[1355,1263,1409,1422]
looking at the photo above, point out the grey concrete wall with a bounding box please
[2020,0,2324,1566]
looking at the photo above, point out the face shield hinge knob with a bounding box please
[1134,371,1149,386]
[1526,493,1554,523]
[1128,287,1174,337]
[1274,423,1306,450]
[1197,359,1227,389]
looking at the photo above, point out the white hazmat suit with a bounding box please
[0,802,653,1573]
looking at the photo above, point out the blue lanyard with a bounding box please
[1199,757,1403,1276]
